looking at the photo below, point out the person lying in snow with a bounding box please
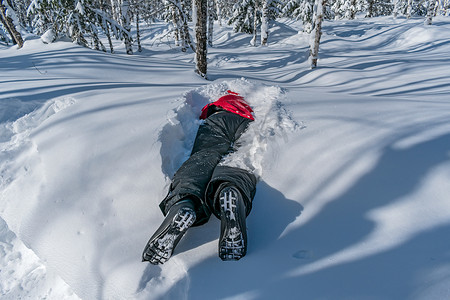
[142,91,257,264]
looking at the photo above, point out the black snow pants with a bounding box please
[159,111,257,226]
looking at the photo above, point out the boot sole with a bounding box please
[143,207,196,264]
[219,187,246,261]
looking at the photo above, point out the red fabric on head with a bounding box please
[200,93,254,120]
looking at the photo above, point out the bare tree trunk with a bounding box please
[393,0,399,18]
[444,0,449,15]
[192,0,197,42]
[179,18,187,52]
[100,0,115,53]
[261,0,269,46]
[207,0,214,47]
[349,0,357,19]
[136,15,141,52]
[180,0,188,51]
[436,0,443,15]
[216,1,222,26]
[106,24,115,53]
[133,0,142,52]
[121,0,133,54]
[0,0,23,48]
[170,3,180,47]
[182,17,195,51]
[406,0,412,18]
[0,9,14,41]
[111,0,120,22]
[310,0,326,69]
[250,0,258,46]
[366,0,374,17]
[425,0,436,24]
[195,0,207,78]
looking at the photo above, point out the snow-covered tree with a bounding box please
[215,0,237,23]
[332,0,362,19]
[162,0,194,52]
[378,0,394,15]
[444,0,450,15]
[365,0,393,17]
[9,0,31,31]
[392,0,427,18]
[433,0,444,15]
[228,0,258,34]
[228,0,280,46]
[282,0,314,32]
[0,22,9,44]
[0,0,24,48]
[27,0,130,52]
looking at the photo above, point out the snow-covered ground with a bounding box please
[1,16,450,300]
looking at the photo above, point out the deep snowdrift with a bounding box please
[159,79,299,180]
[1,16,450,300]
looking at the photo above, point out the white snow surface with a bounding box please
[1,16,450,300]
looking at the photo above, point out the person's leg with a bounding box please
[142,199,196,264]
[218,185,248,260]
[206,166,257,261]
[159,112,252,225]
[143,112,251,264]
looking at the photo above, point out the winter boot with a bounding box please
[218,186,247,261]
[142,199,196,264]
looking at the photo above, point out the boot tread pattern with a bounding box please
[219,187,246,261]
[143,207,195,264]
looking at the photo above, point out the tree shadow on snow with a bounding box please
[243,132,450,299]
[136,181,303,299]
[158,132,450,300]
[160,180,304,299]
[277,132,450,299]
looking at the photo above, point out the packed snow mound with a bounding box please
[159,78,300,179]
[0,97,76,211]
[41,29,56,44]
[0,97,78,300]
[393,25,439,48]
[0,218,79,300]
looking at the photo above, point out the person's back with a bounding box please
[142,91,257,264]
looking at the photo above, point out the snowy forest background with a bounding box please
[2,0,450,299]
[2,0,449,71]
